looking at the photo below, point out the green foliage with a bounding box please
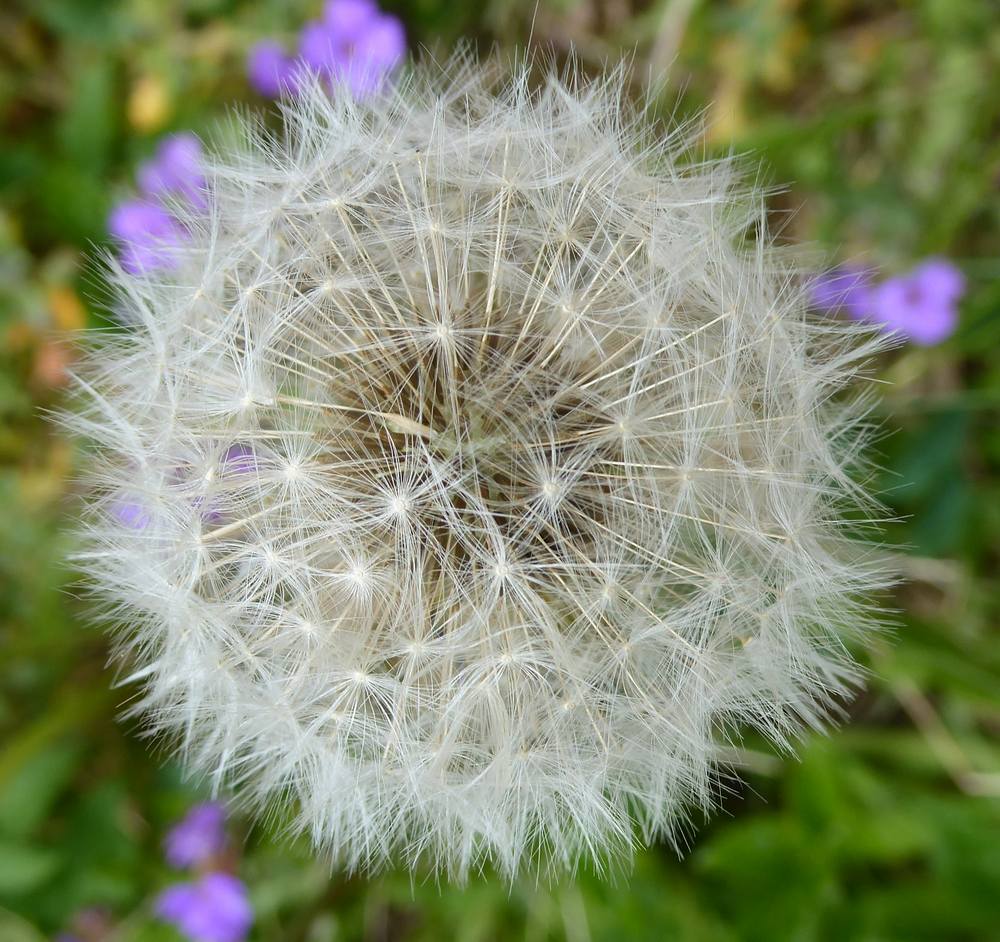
[0,0,998,939]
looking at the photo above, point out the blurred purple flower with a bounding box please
[109,132,207,272]
[199,501,225,525]
[868,258,965,345]
[165,802,227,869]
[810,264,873,320]
[812,257,965,346]
[137,133,208,210]
[299,0,405,97]
[113,497,151,530]
[156,873,252,942]
[107,199,186,274]
[222,444,258,475]
[247,40,301,98]
[56,906,114,942]
[324,0,381,32]
[247,1,405,100]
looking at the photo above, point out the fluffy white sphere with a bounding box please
[69,59,888,879]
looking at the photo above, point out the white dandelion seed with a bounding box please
[66,56,891,880]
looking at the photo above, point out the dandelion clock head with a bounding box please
[68,57,890,880]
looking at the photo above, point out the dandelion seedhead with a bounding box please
[69,57,890,880]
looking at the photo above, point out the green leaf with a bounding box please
[57,55,118,175]
[0,840,60,897]
[0,742,83,839]
[0,908,46,942]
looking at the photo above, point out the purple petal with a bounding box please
[157,873,253,942]
[343,14,406,96]
[108,199,176,241]
[868,276,912,330]
[911,257,965,305]
[156,883,199,921]
[869,275,959,346]
[247,40,301,98]
[323,0,379,32]
[107,199,187,274]
[299,4,405,93]
[165,801,227,869]
[899,303,958,346]
[138,133,207,209]
[299,21,348,76]
[196,873,253,942]
[810,265,873,319]
[200,500,225,525]
[113,498,151,530]
[222,444,257,475]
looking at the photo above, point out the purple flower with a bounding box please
[137,133,208,210]
[199,500,225,525]
[109,132,207,272]
[222,444,258,475]
[113,496,151,530]
[165,802,227,869]
[247,40,301,98]
[107,199,186,274]
[56,907,114,942]
[156,873,252,942]
[247,1,405,100]
[812,257,965,346]
[810,264,873,320]
[868,258,965,345]
[323,0,380,31]
[299,0,405,97]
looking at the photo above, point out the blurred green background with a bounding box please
[1,1,999,939]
